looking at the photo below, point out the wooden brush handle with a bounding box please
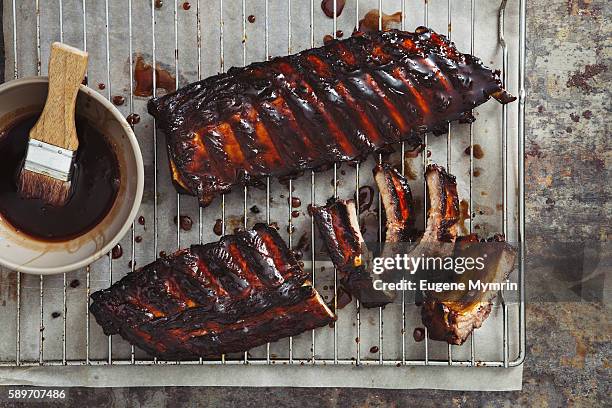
[30,42,88,150]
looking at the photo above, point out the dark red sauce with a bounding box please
[127,113,141,125]
[112,95,125,106]
[321,0,346,18]
[134,55,176,97]
[0,114,120,242]
[112,244,123,259]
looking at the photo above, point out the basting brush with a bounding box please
[17,42,88,207]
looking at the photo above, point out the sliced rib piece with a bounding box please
[148,28,515,207]
[421,235,517,345]
[423,164,459,244]
[310,199,395,308]
[373,163,416,242]
[90,224,335,360]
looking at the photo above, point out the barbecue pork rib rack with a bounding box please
[89,224,335,360]
[148,28,515,207]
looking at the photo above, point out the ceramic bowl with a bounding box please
[0,77,143,274]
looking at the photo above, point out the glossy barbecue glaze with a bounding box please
[373,163,416,242]
[424,164,460,243]
[310,199,395,308]
[148,28,515,207]
[90,224,335,359]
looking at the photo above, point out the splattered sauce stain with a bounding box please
[134,55,176,97]
[358,10,402,33]
[464,144,485,159]
[174,215,193,231]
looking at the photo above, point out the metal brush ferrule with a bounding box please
[23,139,76,181]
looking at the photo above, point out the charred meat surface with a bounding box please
[90,224,335,360]
[373,163,416,242]
[421,235,517,345]
[148,28,515,207]
[310,199,395,308]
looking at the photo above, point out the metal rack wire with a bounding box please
[1,0,525,369]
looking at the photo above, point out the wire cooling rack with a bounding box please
[0,0,525,370]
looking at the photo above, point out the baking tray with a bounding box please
[0,0,525,385]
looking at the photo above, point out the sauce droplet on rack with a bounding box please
[358,10,402,33]
[69,279,81,288]
[174,215,193,231]
[154,0,163,8]
[112,244,123,259]
[321,0,346,18]
[112,95,125,106]
[135,235,143,243]
[323,34,334,45]
[213,218,223,236]
[290,197,301,208]
[98,83,106,90]
[413,327,425,342]
[182,2,191,10]
[248,14,256,23]
[127,113,141,126]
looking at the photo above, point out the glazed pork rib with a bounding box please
[310,199,395,308]
[90,224,335,360]
[148,28,515,207]
[423,164,460,244]
[373,163,416,242]
[421,235,517,345]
